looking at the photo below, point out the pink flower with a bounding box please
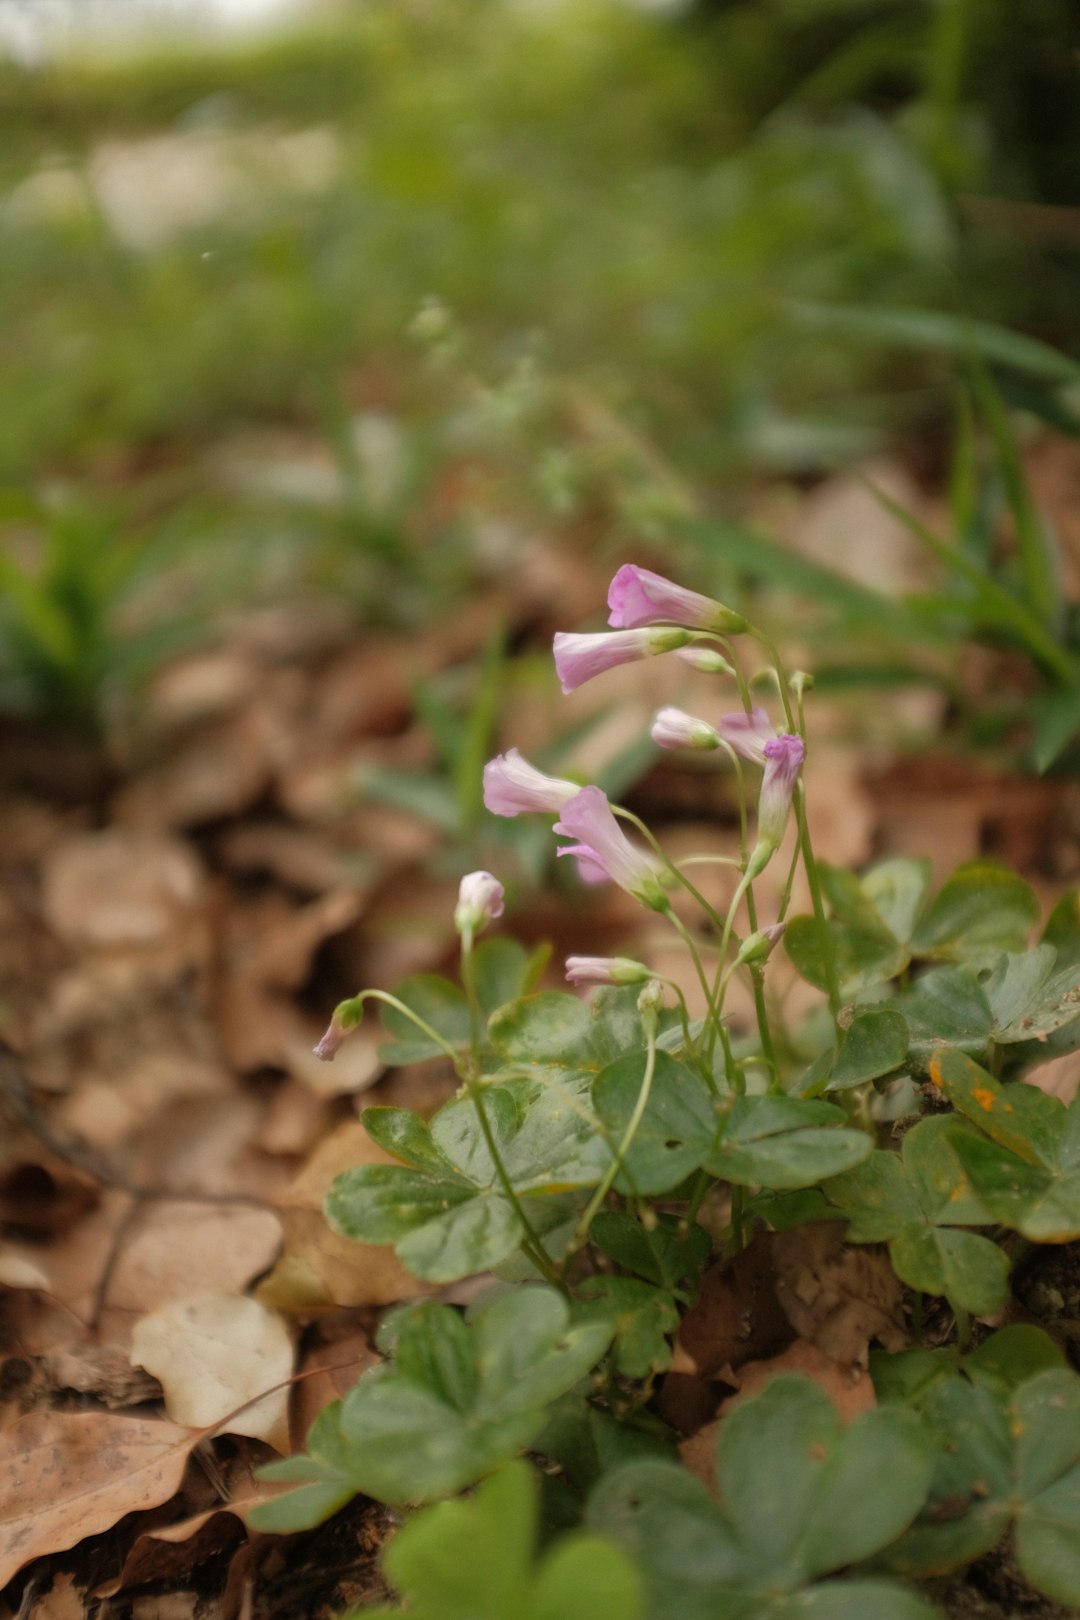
[553,627,691,694]
[454,870,505,936]
[747,735,805,874]
[651,707,720,751]
[759,736,804,844]
[483,749,579,816]
[565,955,652,986]
[713,707,778,766]
[554,786,666,909]
[607,565,746,635]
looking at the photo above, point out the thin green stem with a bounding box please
[794,783,842,1025]
[664,908,722,1091]
[615,805,725,933]
[467,1082,560,1287]
[574,1031,658,1246]
[358,991,466,1075]
[459,928,482,1061]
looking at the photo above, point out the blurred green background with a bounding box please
[2,0,1079,744]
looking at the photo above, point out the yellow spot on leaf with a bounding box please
[972,1087,997,1112]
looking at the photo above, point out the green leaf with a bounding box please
[590,1211,711,1290]
[279,1290,614,1511]
[824,1113,1008,1315]
[575,1277,679,1378]
[825,1008,909,1092]
[593,1052,717,1195]
[909,861,1039,963]
[589,1376,935,1619]
[370,1461,644,1620]
[704,1096,871,1190]
[885,1366,1080,1605]
[891,964,992,1071]
[785,912,906,998]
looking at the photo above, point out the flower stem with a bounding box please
[467,1081,561,1287]
[573,1029,658,1247]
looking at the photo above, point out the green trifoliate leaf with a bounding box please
[823,1007,910,1092]
[908,861,1039,964]
[588,1375,936,1620]
[823,1113,1009,1315]
[254,1289,615,1524]
[930,1047,1080,1241]
[590,1210,710,1290]
[592,1052,717,1195]
[360,1461,643,1620]
[574,1277,679,1378]
[882,1364,1080,1607]
[703,1095,872,1190]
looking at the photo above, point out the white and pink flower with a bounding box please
[607,564,746,635]
[554,786,666,910]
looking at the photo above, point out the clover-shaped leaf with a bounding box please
[823,1114,1009,1315]
[787,858,1038,998]
[588,1375,937,1620]
[490,986,668,1081]
[253,1289,614,1525]
[930,1047,1080,1241]
[328,1088,607,1282]
[357,1461,643,1620]
[703,1095,872,1189]
[883,1365,1080,1607]
[813,1007,910,1093]
[590,1210,710,1291]
[593,1052,717,1195]
[574,1277,679,1378]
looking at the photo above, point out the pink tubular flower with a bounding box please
[553,627,691,694]
[454,870,505,936]
[746,735,805,876]
[554,786,666,910]
[651,707,720,751]
[713,706,778,766]
[565,955,652,986]
[483,748,579,817]
[607,564,746,635]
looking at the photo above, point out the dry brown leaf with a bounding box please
[0,1410,196,1587]
[215,821,372,895]
[44,1346,162,1409]
[772,1222,906,1364]
[97,1484,281,1598]
[289,1330,381,1450]
[723,1338,877,1425]
[258,1121,425,1312]
[27,1571,85,1620]
[41,829,206,950]
[130,1294,293,1451]
[676,1235,794,1380]
[113,708,276,829]
[103,1201,282,1322]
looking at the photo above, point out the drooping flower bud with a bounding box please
[454,870,505,937]
[713,707,778,766]
[565,955,652,986]
[651,707,720,751]
[313,995,365,1062]
[636,978,665,1037]
[607,565,746,636]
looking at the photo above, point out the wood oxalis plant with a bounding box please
[252,566,1080,1620]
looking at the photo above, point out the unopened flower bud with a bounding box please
[565,955,652,987]
[789,670,814,699]
[735,922,786,967]
[313,996,364,1062]
[676,646,735,676]
[651,707,719,752]
[454,870,505,937]
[637,978,665,1036]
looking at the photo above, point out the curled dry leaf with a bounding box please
[772,1221,906,1364]
[130,1294,294,1452]
[0,1411,196,1587]
[96,1486,282,1598]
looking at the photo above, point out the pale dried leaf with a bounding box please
[130,1294,293,1451]
[105,1202,282,1317]
[41,830,205,950]
[0,1411,196,1587]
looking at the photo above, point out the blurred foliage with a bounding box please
[1,0,1078,731]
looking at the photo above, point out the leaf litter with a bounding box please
[2,476,1079,1617]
